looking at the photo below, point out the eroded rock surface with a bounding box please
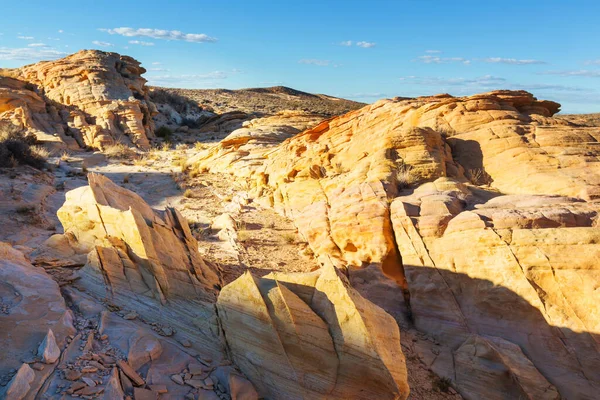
[217,265,410,399]
[0,50,157,149]
[196,90,600,399]
[0,242,76,398]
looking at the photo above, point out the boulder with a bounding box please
[217,265,409,399]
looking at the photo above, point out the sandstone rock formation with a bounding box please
[0,50,157,150]
[54,172,220,302]
[0,242,76,398]
[217,265,410,399]
[44,173,224,359]
[191,111,327,178]
[196,90,600,399]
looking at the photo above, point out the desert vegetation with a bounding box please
[0,124,46,169]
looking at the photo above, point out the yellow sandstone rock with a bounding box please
[217,266,409,399]
[0,50,157,149]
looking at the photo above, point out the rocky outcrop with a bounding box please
[44,173,224,358]
[53,172,221,302]
[217,265,410,399]
[0,50,157,149]
[195,90,600,399]
[191,111,327,178]
[0,242,76,399]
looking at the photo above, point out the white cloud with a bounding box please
[356,41,376,48]
[298,59,330,66]
[129,40,154,46]
[148,68,169,72]
[100,27,217,43]
[416,55,471,65]
[151,62,161,65]
[58,30,64,33]
[482,57,546,65]
[541,70,600,78]
[17,36,34,40]
[584,60,600,66]
[92,40,113,47]
[0,47,67,61]
[425,50,441,54]
[338,40,375,48]
[28,43,48,48]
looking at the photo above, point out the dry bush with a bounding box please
[0,124,46,169]
[30,145,50,159]
[103,143,138,160]
[468,168,493,186]
[283,233,296,244]
[397,164,415,189]
[183,189,194,198]
[175,143,189,151]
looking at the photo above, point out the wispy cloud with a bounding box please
[584,60,600,66]
[399,75,506,87]
[148,68,169,72]
[128,40,154,46]
[425,50,441,54]
[0,47,67,61]
[356,41,376,48]
[28,43,48,48]
[398,75,592,95]
[299,59,330,66]
[541,70,600,78]
[147,72,227,84]
[349,92,389,98]
[482,57,546,65]
[338,40,376,48]
[152,62,161,65]
[100,27,217,43]
[17,36,34,40]
[415,55,471,65]
[92,40,113,47]
[58,30,64,34]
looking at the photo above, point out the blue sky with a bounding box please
[1,0,599,113]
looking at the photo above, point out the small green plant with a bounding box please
[432,376,452,393]
[155,126,173,139]
[283,233,296,244]
[16,205,36,214]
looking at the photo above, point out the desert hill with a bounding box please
[149,85,365,116]
[1,50,600,400]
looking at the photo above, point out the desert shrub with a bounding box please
[283,233,296,244]
[155,126,173,139]
[432,376,452,393]
[102,143,138,159]
[397,164,415,189]
[183,189,194,198]
[468,168,493,186]
[0,124,46,169]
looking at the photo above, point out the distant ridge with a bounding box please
[149,85,366,116]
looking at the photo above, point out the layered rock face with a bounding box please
[0,50,156,149]
[54,173,221,302]
[217,265,409,399]
[196,90,600,399]
[0,242,76,399]
[45,173,224,358]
